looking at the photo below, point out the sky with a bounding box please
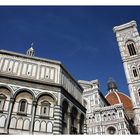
[0,6,140,96]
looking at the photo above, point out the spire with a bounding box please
[107,78,118,91]
[26,42,35,57]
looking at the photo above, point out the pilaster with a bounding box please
[30,100,37,134]
[4,97,14,134]
[53,105,62,134]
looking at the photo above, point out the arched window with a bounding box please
[18,99,27,114]
[132,67,138,77]
[0,94,6,111]
[127,42,136,56]
[41,101,50,117]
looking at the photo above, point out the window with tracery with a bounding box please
[132,67,138,77]
[127,42,136,56]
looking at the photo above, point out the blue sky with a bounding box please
[0,6,140,96]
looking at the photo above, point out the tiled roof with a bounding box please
[106,91,133,112]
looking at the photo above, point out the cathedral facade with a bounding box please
[0,20,140,135]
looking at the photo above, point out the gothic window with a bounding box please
[132,67,138,77]
[0,94,6,111]
[127,42,136,56]
[41,101,50,117]
[121,123,124,129]
[119,112,122,117]
[18,99,27,114]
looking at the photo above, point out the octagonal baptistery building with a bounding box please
[106,79,133,119]
[0,47,86,135]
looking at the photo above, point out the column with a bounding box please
[53,105,62,134]
[30,100,37,134]
[67,111,71,134]
[4,97,14,134]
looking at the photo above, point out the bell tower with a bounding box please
[113,20,140,133]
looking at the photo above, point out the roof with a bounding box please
[113,20,137,33]
[105,90,133,112]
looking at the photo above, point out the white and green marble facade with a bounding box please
[0,49,86,135]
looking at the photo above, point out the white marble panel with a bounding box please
[16,118,23,129]
[40,121,46,132]
[47,122,52,133]
[13,61,19,73]
[3,59,9,71]
[40,66,45,79]
[23,119,30,130]
[34,120,40,131]
[0,116,6,127]
[22,63,27,75]
[10,117,17,128]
